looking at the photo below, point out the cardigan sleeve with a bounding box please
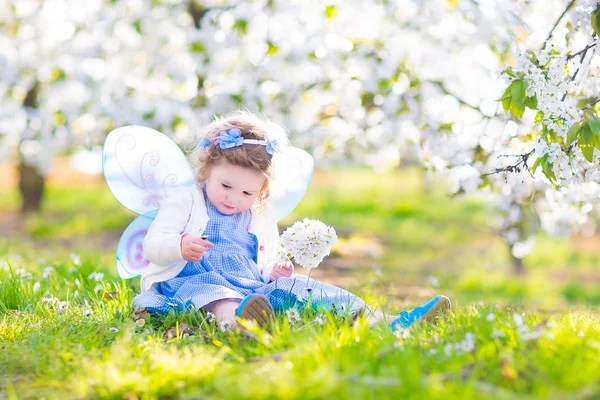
[142,187,193,267]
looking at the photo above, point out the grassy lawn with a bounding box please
[1,168,599,399]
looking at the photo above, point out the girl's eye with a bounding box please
[243,191,252,196]
[221,184,231,189]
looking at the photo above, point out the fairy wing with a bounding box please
[116,209,158,279]
[103,125,194,278]
[269,146,315,222]
[103,125,195,215]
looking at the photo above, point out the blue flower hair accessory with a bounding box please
[199,127,280,154]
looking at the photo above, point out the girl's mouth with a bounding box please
[223,204,235,210]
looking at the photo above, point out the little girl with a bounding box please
[133,112,450,330]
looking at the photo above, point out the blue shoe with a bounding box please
[236,294,275,327]
[390,295,451,331]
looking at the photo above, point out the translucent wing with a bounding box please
[103,125,195,215]
[269,147,315,221]
[103,125,194,278]
[116,209,158,279]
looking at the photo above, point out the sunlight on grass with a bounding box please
[2,168,600,398]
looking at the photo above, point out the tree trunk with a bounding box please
[19,81,44,213]
[18,161,44,214]
[509,247,526,276]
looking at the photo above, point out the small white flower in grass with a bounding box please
[88,272,104,281]
[42,267,54,278]
[393,327,410,339]
[73,290,79,298]
[41,297,59,304]
[491,329,506,338]
[486,313,496,321]
[578,331,584,337]
[206,312,216,323]
[14,268,27,278]
[0,260,8,270]
[444,343,453,356]
[521,331,542,341]
[33,282,41,293]
[43,290,51,297]
[109,327,119,333]
[461,333,476,353]
[68,267,78,273]
[279,218,337,270]
[58,301,69,314]
[315,314,326,326]
[285,308,301,325]
[135,318,146,327]
[218,321,232,332]
[94,284,103,293]
[38,258,46,265]
[83,309,93,317]
[70,253,81,266]
[512,313,524,327]
[74,278,81,288]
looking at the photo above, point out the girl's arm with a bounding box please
[142,187,193,267]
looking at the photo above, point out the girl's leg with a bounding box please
[359,307,396,326]
[203,298,241,326]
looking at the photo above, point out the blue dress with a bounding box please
[133,188,365,315]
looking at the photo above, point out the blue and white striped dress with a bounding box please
[133,188,365,315]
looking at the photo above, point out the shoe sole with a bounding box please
[237,295,275,327]
[422,295,451,322]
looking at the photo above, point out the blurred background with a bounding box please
[1,0,599,310]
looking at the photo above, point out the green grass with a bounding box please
[1,168,600,398]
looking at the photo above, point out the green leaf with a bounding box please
[589,117,600,135]
[567,121,583,145]
[579,125,595,162]
[591,7,600,37]
[325,5,339,19]
[509,80,526,118]
[541,157,557,184]
[502,96,511,114]
[510,80,525,108]
[531,154,547,173]
[510,100,525,118]
[234,19,248,35]
[524,94,538,110]
[190,41,205,54]
[534,111,544,124]
[500,86,511,114]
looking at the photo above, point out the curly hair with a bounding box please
[189,111,288,204]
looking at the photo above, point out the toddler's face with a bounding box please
[204,161,266,214]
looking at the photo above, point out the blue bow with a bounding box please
[197,138,211,150]
[214,128,244,149]
[265,137,279,155]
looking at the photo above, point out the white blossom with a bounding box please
[279,218,337,270]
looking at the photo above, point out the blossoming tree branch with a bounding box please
[1,0,599,272]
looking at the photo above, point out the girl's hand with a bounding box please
[181,233,214,262]
[269,263,294,282]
